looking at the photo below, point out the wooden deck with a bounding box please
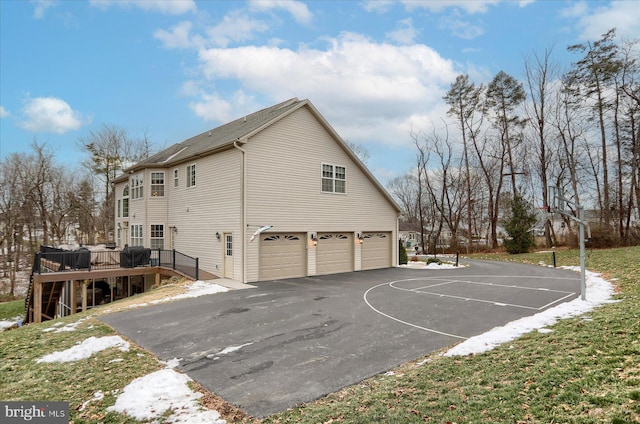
[27,265,216,324]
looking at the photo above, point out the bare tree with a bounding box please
[485,71,527,198]
[79,124,151,241]
[524,47,559,247]
[566,28,623,229]
[444,74,485,252]
[387,174,419,223]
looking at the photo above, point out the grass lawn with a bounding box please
[0,247,638,423]
[0,299,24,321]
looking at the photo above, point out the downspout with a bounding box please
[233,141,247,284]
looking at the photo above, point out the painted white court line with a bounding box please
[364,274,579,336]
[363,281,467,340]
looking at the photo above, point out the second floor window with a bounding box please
[131,174,144,199]
[186,164,196,188]
[174,169,179,188]
[122,185,129,218]
[321,164,346,193]
[151,172,165,197]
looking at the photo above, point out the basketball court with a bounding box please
[102,260,580,417]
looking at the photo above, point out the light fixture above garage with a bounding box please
[310,233,318,246]
[357,233,364,244]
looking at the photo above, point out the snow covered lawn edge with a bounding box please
[444,267,616,357]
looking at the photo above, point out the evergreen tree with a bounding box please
[399,239,408,265]
[503,195,537,254]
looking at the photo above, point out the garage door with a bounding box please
[317,233,354,275]
[362,232,392,270]
[259,233,306,280]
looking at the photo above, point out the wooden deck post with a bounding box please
[82,280,88,312]
[34,281,42,324]
[71,280,77,315]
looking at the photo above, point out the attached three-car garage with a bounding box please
[258,231,393,281]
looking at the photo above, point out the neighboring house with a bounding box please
[398,222,422,250]
[113,98,401,283]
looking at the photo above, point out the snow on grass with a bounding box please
[128,280,229,309]
[42,316,91,333]
[0,317,21,331]
[107,368,226,423]
[36,336,130,363]
[444,267,616,357]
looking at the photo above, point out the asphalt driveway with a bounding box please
[101,260,579,417]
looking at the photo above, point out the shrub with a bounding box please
[399,240,408,265]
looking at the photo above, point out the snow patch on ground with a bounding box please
[107,368,226,423]
[0,317,22,331]
[128,280,229,309]
[36,336,130,363]
[444,267,616,357]
[401,261,464,270]
[42,316,91,333]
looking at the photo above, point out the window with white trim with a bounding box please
[117,199,121,218]
[321,164,346,193]
[122,185,129,218]
[150,224,164,249]
[131,174,144,199]
[174,169,179,188]
[131,224,143,247]
[186,164,196,187]
[151,172,165,197]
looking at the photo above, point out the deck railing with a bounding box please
[34,246,200,281]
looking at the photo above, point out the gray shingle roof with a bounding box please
[127,97,303,170]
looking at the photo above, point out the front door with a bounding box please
[224,233,233,279]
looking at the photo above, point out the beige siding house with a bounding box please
[113,98,401,283]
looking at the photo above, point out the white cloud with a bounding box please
[399,0,500,14]
[249,0,313,24]
[0,106,9,118]
[439,13,484,40]
[89,0,196,15]
[205,10,270,48]
[386,18,419,45]
[32,0,56,19]
[189,91,258,123]
[19,97,84,134]
[571,1,640,40]
[191,32,457,148]
[154,21,200,49]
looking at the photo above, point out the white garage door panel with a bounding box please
[362,232,392,270]
[259,233,306,280]
[317,233,353,275]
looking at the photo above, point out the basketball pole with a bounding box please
[549,186,589,301]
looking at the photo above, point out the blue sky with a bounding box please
[1,0,639,184]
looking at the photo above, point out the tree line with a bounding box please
[0,126,150,296]
[388,29,640,253]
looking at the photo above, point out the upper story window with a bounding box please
[131,174,144,199]
[122,184,129,218]
[174,169,179,188]
[321,163,346,194]
[151,172,165,197]
[186,164,196,188]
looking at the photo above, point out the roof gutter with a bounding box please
[233,140,248,284]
